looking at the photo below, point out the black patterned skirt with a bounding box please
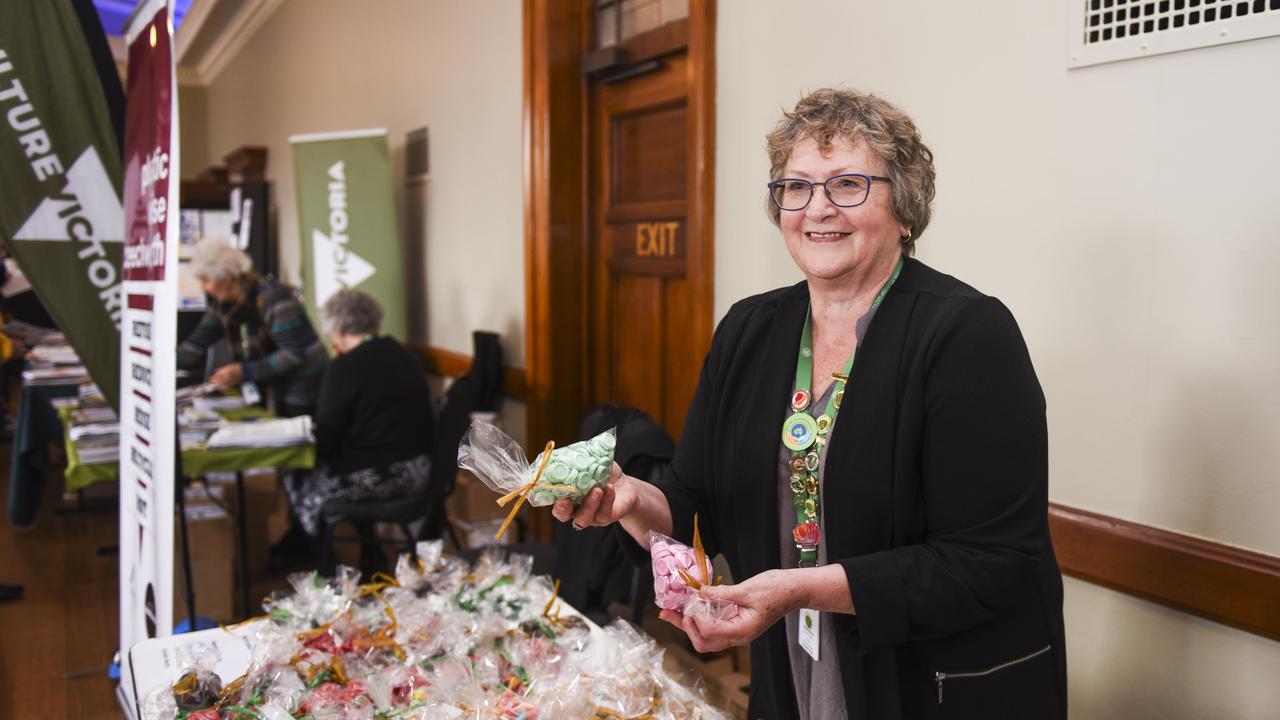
[283,453,431,536]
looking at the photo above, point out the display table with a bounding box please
[58,405,316,489]
[59,403,316,616]
[114,546,730,720]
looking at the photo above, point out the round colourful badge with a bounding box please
[782,412,817,451]
[815,414,832,435]
[791,389,811,412]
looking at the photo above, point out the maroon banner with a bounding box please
[118,0,180,662]
[121,8,172,283]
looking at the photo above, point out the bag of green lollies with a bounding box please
[458,420,617,507]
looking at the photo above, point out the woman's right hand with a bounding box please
[551,462,638,530]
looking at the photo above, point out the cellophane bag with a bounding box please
[148,544,730,720]
[141,644,223,719]
[647,531,737,622]
[457,420,616,506]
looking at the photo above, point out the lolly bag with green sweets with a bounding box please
[458,419,617,507]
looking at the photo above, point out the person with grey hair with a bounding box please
[280,289,435,571]
[553,88,1065,718]
[178,239,327,418]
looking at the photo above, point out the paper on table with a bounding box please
[68,422,120,442]
[193,394,249,413]
[73,406,118,423]
[176,382,220,402]
[26,344,81,366]
[22,366,90,385]
[205,416,313,448]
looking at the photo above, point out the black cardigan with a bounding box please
[630,258,1066,719]
[314,336,434,474]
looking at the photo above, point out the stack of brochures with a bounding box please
[22,366,91,386]
[206,416,313,449]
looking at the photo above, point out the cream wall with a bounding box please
[717,2,1280,718]
[177,84,209,179]
[201,0,525,366]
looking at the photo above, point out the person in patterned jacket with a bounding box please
[178,239,327,418]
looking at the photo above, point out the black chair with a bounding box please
[318,485,433,576]
[317,371,480,576]
[420,374,477,548]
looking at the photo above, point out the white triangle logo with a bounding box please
[14,147,124,242]
[312,228,376,307]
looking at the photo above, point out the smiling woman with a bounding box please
[553,87,1067,720]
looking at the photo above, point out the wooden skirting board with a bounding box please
[1048,502,1280,641]
[415,345,529,400]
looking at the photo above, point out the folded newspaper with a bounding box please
[205,416,313,449]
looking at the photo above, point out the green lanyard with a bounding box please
[781,257,903,567]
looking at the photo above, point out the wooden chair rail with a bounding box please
[1048,502,1280,641]
[415,345,529,401]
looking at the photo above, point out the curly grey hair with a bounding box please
[766,88,936,255]
[188,238,253,281]
[321,289,383,337]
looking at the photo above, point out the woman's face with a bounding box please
[201,275,242,304]
[778,135,908,286]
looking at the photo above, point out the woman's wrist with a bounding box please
[619,474,672,546]
[793,564,854,614]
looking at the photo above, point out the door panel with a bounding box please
[590,50,701,437]
[612,102,687,204]
[610,275,664,419]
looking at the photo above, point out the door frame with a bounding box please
[522,0,716,447]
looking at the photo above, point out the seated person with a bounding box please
[281,289,435,566]
[178,239,327,418]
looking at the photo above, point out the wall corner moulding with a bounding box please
[1068,0,1280,69]
[190,0,286,85]
[106,0,285,87]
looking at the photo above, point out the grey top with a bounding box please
[776,303,880,720]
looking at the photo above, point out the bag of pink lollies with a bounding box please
[647,531,736,621]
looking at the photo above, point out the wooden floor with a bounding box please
[0,442,121,719]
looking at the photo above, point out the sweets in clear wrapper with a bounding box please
[648,521,738,623]
[143,541,729,720]
[649,532,715,612]
[458,420,616,507]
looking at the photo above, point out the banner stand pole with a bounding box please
[173,419,197,630]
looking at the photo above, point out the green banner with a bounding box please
[290,129,405,339]
[0,0,122,409]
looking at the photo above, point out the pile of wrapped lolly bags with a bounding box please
[143,542,729,720]
[459,422,618,540]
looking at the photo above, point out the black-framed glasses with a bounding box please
[767,173,891,211]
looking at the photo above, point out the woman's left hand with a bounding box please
[659,569,801,653]
[209,362,244,388]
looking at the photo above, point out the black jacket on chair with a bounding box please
[624,258,1066,719]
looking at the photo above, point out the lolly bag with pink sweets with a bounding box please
[647,529,736,621]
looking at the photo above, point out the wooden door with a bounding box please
[524,0,714,450]
[589,53,702,437]
[588,54,691,430]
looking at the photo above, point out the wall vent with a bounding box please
[406,127,429,179]
[1069,0,1280,68]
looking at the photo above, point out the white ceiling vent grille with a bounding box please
[1069,0,1280,68]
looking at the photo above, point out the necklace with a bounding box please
[782,257,903,567]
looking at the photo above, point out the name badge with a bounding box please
[798,608,820,662]
[241,381,261,405]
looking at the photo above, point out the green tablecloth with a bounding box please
[59,406,315,489]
